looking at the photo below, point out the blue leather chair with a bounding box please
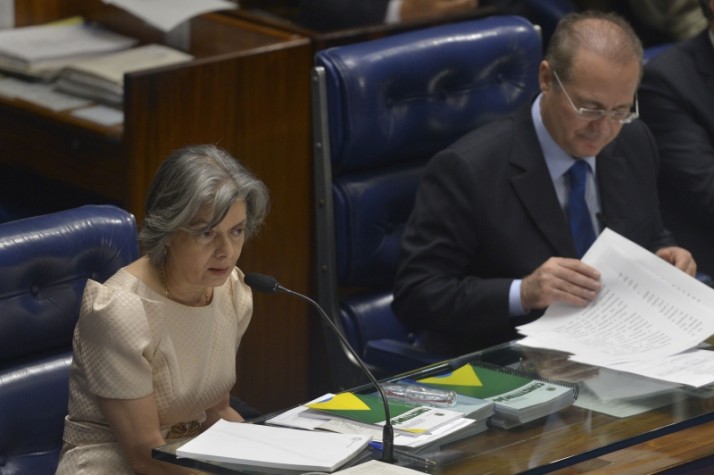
[0,205,139,475]
[312,15,542,389]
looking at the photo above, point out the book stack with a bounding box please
[416,363,578,429]
[175,420,372,473]
[55,44,193,106]
[303,392,466,436]
[278,390,491,451]
[0,19,138,81]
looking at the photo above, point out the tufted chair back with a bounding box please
[0,205,139,475]
[312,15,542,389]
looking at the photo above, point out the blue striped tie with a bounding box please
[567,160,596,258]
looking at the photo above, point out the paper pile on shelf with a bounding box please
[0,18,137,80]
[55,44,193,106]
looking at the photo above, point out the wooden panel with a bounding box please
[12,0,76,25]
[229,5,502,50]
[190,13,301,56]
[0,102,126,202]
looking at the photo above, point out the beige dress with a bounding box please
[55,267,252,474]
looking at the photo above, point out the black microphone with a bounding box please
[244,272,395,464]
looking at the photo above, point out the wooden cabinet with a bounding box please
[4,0,313,413]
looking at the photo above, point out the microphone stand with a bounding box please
[273,284,395,464]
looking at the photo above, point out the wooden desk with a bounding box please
[153,342,714,474]
[552,420,714,474]
[4,0,313,413]
[232,3,502,50]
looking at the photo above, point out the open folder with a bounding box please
[175,419,371,472]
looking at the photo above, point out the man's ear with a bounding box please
[539,60,552,92]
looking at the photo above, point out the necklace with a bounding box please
[159,265,211,306]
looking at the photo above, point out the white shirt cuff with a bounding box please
[509,279,528,316]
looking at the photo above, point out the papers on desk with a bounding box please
[0,76,91,111]
[517,228,714,387]
[70,105,124,126]
[334,459,427,474]
[266,394,487,450]
[175,419,371,472]
[55,44,193,106]
[415,363,577,429]
[0,18,137,80]
[303,392,466,435]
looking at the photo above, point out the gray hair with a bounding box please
[139,144,270,267]
[545,10,644,83]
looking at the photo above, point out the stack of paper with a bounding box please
[175,419,371,472]
[302,392,465,435]
[0,19,137,80]
[516,229,714,388]
[55,44,193,106]
[266,392,486,450]
[416,363,577,429]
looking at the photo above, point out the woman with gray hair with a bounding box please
[56,144,270,474]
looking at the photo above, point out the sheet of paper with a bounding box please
[71,105,123,126]
[580,367,680,401]
[103,0,237,32]
[0,0,13,30]
[517,229,714,365]
[0,20,136,62]
[266,395,476,449]
[265,393,334,430]
[176,419,371,472]
[573,385,678,418]
[581,349,714,388]
[0,78,91,110]
[334,459,428,474]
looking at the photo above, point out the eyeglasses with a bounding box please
[552,70,639,124]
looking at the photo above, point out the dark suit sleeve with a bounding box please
[392,147,519,351]
[298,0,391,30]
[639,45,714,222]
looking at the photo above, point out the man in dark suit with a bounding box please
[297,0,477,31]
[393,10,696,356]
[638,0,714,277]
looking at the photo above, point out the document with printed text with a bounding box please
[517,229,714,387]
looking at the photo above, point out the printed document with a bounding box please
[517,229,714,386]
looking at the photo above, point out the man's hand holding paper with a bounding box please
[656,246,697,276]
[521,257,602,310]
[517,229,714,386]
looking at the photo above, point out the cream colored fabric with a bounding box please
[55,267,252,474]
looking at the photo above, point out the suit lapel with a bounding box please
[509,110,576,256]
